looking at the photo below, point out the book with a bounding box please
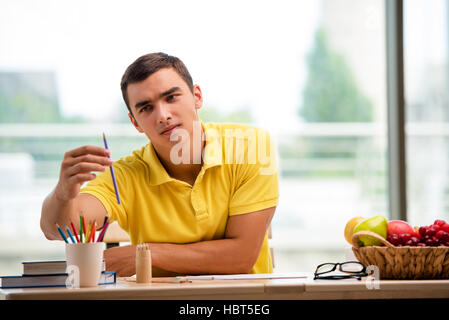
[22,260,106,275]
[22,260,66,275]
[0,271,116,288]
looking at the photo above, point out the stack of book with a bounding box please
[0,260,116,288]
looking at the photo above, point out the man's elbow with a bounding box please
[232,253,258,274]
[40,211,56,240]
[238,263,255,275]
[40,220,53,240]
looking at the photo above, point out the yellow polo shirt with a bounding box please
[80,122,279,274]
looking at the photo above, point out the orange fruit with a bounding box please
[344,216,365,245]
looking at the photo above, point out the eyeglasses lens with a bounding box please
[340,262,364,273]
[316,263,336,275]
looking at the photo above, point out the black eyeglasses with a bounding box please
[314,261,368,280]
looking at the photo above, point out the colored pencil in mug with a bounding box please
[102,216,108,227]
[103,133,121,204]
[82,216,87,242]
[100,220,110,242]
[70,221,80,243]
[85,221,90,243]
[87,221,95,243]
[79,216,84,243]
[85,221,91,243]
[65,224,76,243]
[97,219,110,242]
[89,221,97,242]
[55,222,69,243]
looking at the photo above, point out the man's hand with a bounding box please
[55,145,113,202]
[104,245,137,277]
[104,245,186,277]
[41,145,112,240]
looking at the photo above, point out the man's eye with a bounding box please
[167,94,179,102]
[140,106,152,113]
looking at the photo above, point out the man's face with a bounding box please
[127,68,202,153]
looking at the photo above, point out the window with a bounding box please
[272,0,387,271]
[1,0,434,276]
[404,0,449,226]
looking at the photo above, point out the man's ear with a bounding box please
[128,113,144,133]
[193,84,203,110]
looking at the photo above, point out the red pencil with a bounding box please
[70,222,80,243]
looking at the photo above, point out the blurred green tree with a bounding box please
[299,28,373,122]
[0,71,85,123]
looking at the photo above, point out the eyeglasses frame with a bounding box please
[314,261,368,280]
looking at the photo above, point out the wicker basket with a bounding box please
[351,231,449,279]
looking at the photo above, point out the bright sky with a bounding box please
[0,0,320,133]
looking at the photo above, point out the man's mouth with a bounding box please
[160,124,181,135]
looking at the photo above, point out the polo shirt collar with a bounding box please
[144,121,222,186]
[201,121,223,170]
[144,142,174,186]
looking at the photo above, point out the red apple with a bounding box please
[441,223,449,233]
[387,220,415,237]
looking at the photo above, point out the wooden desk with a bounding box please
[1,274,449,300]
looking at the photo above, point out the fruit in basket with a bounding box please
[344,216,365,245]
[353,215,388,246]
[387,220,415,237]
[387,219,449,247]
[441,223,449,233]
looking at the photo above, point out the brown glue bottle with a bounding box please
[136,243,152,283]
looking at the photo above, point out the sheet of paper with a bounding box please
[124,274,191,283]
[176,272,312,281]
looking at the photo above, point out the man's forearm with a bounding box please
[40,188,76,240]
[149,238,258,275]
[104,209,273,277]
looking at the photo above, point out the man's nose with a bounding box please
[155,103,172,123]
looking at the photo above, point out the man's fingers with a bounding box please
[65,145,110,159]
[57,145,111,201]
[66,162,107,177]
[64,154,113,168]
[69,172,97,185]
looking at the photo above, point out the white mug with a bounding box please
[65,242,105,288]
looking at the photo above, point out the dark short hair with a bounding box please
[120,52,194,113]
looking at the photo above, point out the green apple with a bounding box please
[353,215,388,246]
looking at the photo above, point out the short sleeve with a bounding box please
[79,163,129,232]
[228,130,279,215]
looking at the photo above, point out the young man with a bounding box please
[40,53,279,277]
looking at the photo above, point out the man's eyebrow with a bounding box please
[134,86,182,110]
